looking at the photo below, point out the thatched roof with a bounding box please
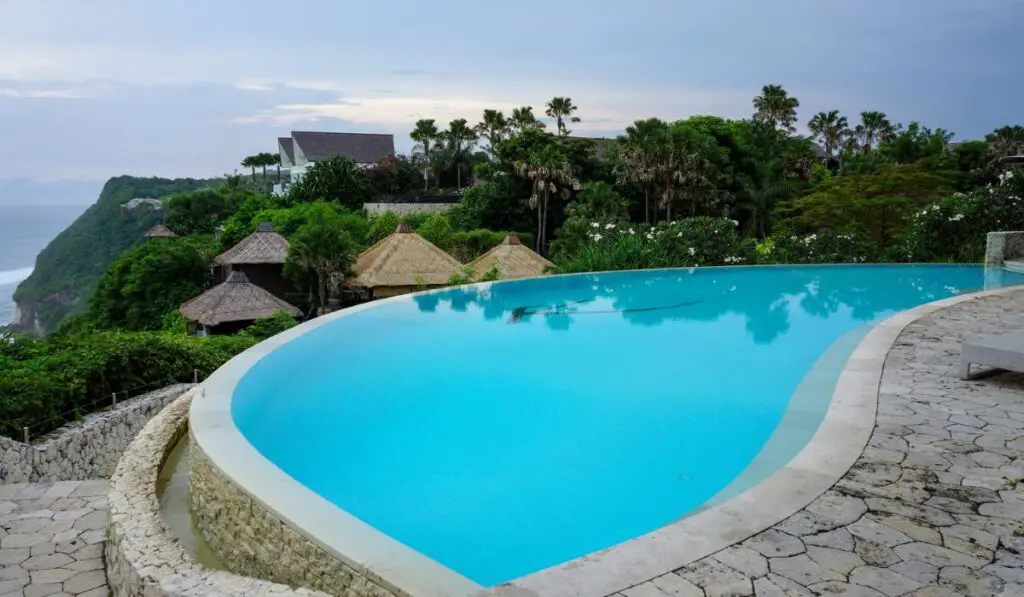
[180,271,301,326]
[214,222,289,266]
[466,234,553,280]
[349,223,463,288]
[145,224,177,238]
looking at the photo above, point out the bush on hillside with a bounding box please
[243,311,299,340]
[758,232,867,264]
[0,331,254,439]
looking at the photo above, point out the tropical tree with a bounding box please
[616,118,665,223]
[476,110,511,153]
[285,219,358,314]
[256,152,279,181]
[545,97,581,136]
[286,156,369,210]
[737,158,790,237]
[410,119,440,191]
[752,85,800,133]
[855,111,896,152]
[443,118,478,188]
[515,145,577,252]
[986,125,1024,161]
[807,111,849,158]
[511,106,546,131]
[241,155,259,181]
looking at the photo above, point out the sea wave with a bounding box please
[0,267,33,286]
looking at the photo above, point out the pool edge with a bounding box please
[189,269,1022,597]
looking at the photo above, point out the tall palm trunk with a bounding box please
[541,192,550,254]
[535,199,543,253]
[250,166,256,181]
[644,187,650,224]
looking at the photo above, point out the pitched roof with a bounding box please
[214,222,289,265]
[278,137,295,163]
[145,224,177,238]
[180,271,302,326]
[349,223,463,288]
[291,131,395,164]
[466,234,553,280]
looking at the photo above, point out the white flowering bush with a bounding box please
[906,167,1024,262]
[551,217,755,273]
[760,231,866,264]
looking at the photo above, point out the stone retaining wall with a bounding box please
[106,389,332,597]
[984,230,1024,266]
[190,435,403,597]
[0,384,193,484]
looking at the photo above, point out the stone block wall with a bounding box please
[106,389,332,597]
[0,384,193,484]
[190,438,403,597]
[362,202,454,216]
[984,230,1024,266]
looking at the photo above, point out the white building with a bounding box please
[273,131,396,194]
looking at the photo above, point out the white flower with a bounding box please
[628,229,635,235]
[790,236,798,242]
[605,223,616,230]
[592,233,603,242]
[591,222,600,228]
[677,232,683,237]
[670,221,677,225]
[730,219,739,227]
[949,213,964,222]
[688,247,696,256]
[646,233,655,240]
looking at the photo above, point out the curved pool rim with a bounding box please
[190,264,1015,597]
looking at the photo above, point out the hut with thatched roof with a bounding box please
[213,222,294,301]
[145,224,177,239]
[349,223,463,299]
[466,234,552,280]
[180,271,302,335]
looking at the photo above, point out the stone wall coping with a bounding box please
[189,265,1024,597]
[105,388,332,597]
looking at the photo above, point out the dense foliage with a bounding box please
[0,329,254,438]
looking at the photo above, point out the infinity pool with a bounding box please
[231,264,1024,586]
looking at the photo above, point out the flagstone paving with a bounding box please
[613,291,1024,597]
[0,480,108,597]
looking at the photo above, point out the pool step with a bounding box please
[1006,259,1024,274]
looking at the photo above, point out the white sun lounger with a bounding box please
[961,331,1024,379]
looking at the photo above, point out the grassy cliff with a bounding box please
[12,176,219,334]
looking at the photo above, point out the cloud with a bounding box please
[0,87,93,99]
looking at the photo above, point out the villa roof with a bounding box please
[466,234,552,280]
[214,222,289,266]
[349,223,463,288]
[180,271,302,327]
[278,137,295,163]
[291,131,395,164]
[145,224,177,238]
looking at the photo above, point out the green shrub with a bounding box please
[243,311,299,340]
[552,217,754,273]
[759,232,866,264]
[905,168,1024,262]
[448,229,534,262]
[417,213,455,249]
[367,212,401,243]
[0,331,255,439]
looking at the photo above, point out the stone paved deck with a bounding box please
[613,291,1024,597]
[0,480,108,597]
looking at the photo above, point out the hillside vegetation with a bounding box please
[12,176,218,333]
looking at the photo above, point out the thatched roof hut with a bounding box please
[180,271,302,330]
[215,222,289,266]
[466,234,552,280]
[145,224,177,239]
[349,223,463,298]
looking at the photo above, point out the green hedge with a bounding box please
[0,330,254,440]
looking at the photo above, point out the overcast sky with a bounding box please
[1,0,1022,187]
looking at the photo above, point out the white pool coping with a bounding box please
[189,266,1023,597]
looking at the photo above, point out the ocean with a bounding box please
[0,204,87,326]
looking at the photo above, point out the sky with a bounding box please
[1,0,1023,200]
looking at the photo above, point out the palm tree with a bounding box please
[444,118,478,188]
[807,110,849,158]
[545,97,581,136]
[510,106,546,131]
[241,155,258,181]
[616,118,665,223]
[856,111,895,152]
[256,152,279,182]
[515,145,576,253]
[737,158,789,238]
[410,119,439,191]
[752,84,800,133]
[285,220,357,315]
[475,109,511,154]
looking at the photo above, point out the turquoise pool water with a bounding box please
[232,264,1024,586]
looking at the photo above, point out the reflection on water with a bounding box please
[156,437,225,570]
